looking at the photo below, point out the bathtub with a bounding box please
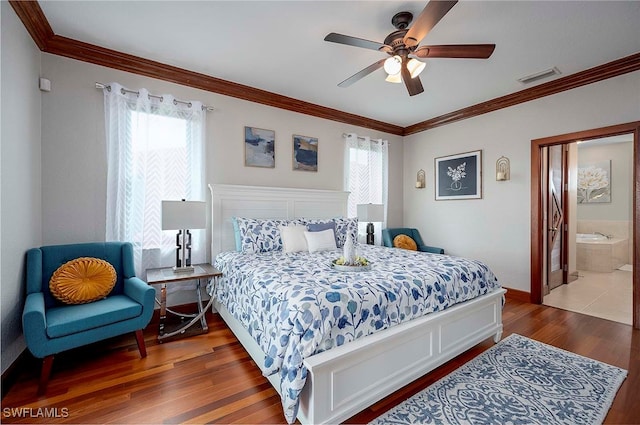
[576,233,628,272]
[576,233,609,242]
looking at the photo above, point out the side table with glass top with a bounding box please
[146,263,221,342]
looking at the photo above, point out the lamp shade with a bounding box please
[161,200,206,230]
[383,56,402,75]
[407,58,426,78]
[385,73,402,84]
[357,203,384,222]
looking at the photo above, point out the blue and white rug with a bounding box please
[370,334,627,425]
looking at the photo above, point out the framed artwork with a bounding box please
[435,150,482,200]
[293,134,318,171]
[578,160,611,203]
[244,126,275,168]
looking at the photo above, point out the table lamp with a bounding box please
[161,199,206,273]
[357,203,384,245]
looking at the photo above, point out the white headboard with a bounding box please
[208,184,349,258]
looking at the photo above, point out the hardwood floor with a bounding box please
[2,299,639,424]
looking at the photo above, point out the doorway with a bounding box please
[531,121,640,329]
[542,136,634,324]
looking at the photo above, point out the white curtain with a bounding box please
[103,82,206,278]
[344,133,389,245]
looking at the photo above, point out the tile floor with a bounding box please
[543,266,633,325]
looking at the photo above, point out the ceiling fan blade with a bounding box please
[324,32,391,53]
[401,63,424,96]
[403,0,458,48]
[413,44,496,59]
[338,58,387,87]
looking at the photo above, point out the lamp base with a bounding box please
[366,222,375,245]
[174,229,193,272]
[172,265,195,274]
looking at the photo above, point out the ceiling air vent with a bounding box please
[517,67,561,84]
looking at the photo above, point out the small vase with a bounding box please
[343,235,356,265]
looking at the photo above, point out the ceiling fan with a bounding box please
[324,0,495,96]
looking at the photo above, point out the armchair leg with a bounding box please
[134,329,147,358]
[37,355,54,396]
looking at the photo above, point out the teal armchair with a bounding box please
[23,242,155,394]
[382,228,444,254]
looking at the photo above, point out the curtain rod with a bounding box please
[95,82,214,112]
[342,133,386,143]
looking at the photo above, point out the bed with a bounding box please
[208,184,506,425]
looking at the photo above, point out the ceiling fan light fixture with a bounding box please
[383,55,402,75]
[325,2,492,96]
[407,58,426,78]
[385,73,402,84]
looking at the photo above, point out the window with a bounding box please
[344,133,388,243]
[104,83,205,275]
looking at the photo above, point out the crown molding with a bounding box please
[8,0,53,50]
[9,1,640,137]
[403,52,640,135]
[9,0,404,136]
[43,34,405,135]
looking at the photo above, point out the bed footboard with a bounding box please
[216,288,506,425]
[298,288,506,424]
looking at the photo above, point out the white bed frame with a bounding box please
[209,184,506,425]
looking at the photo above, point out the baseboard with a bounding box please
[1,349,33,400]
[504,287,531,303]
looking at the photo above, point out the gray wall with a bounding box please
[1,38,404,370]
[1,2,43,374]
[39,54,405,250]
[402,71,640,293]
[2,2,639,375]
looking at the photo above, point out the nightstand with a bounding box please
[146,263,222,342]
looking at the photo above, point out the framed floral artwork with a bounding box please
[435,150,482,200]
[578,161,611,203]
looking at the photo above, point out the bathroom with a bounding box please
[544,134,633,325]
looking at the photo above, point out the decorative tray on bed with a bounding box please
[331,257,371,272]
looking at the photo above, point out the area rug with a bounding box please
[370,334,627,425]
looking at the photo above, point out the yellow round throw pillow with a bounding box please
[393,234,418,251]
[49,257,117,304]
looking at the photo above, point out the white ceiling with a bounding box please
[38,1,640,128]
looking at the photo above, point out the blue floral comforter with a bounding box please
[212,244,500,423]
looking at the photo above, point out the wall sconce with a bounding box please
[496,156,510,181]
[415,169,426,188]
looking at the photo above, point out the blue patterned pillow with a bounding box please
[234,218,307,253]
[306,217,357,248]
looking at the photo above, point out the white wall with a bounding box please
[568,143,578,278]
[1,2,43,374]
[403,71,640,293]
[577,139,634,264]
[577,140,633,221]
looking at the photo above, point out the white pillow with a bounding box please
[280,225,308,253]
[304,229,338,253]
